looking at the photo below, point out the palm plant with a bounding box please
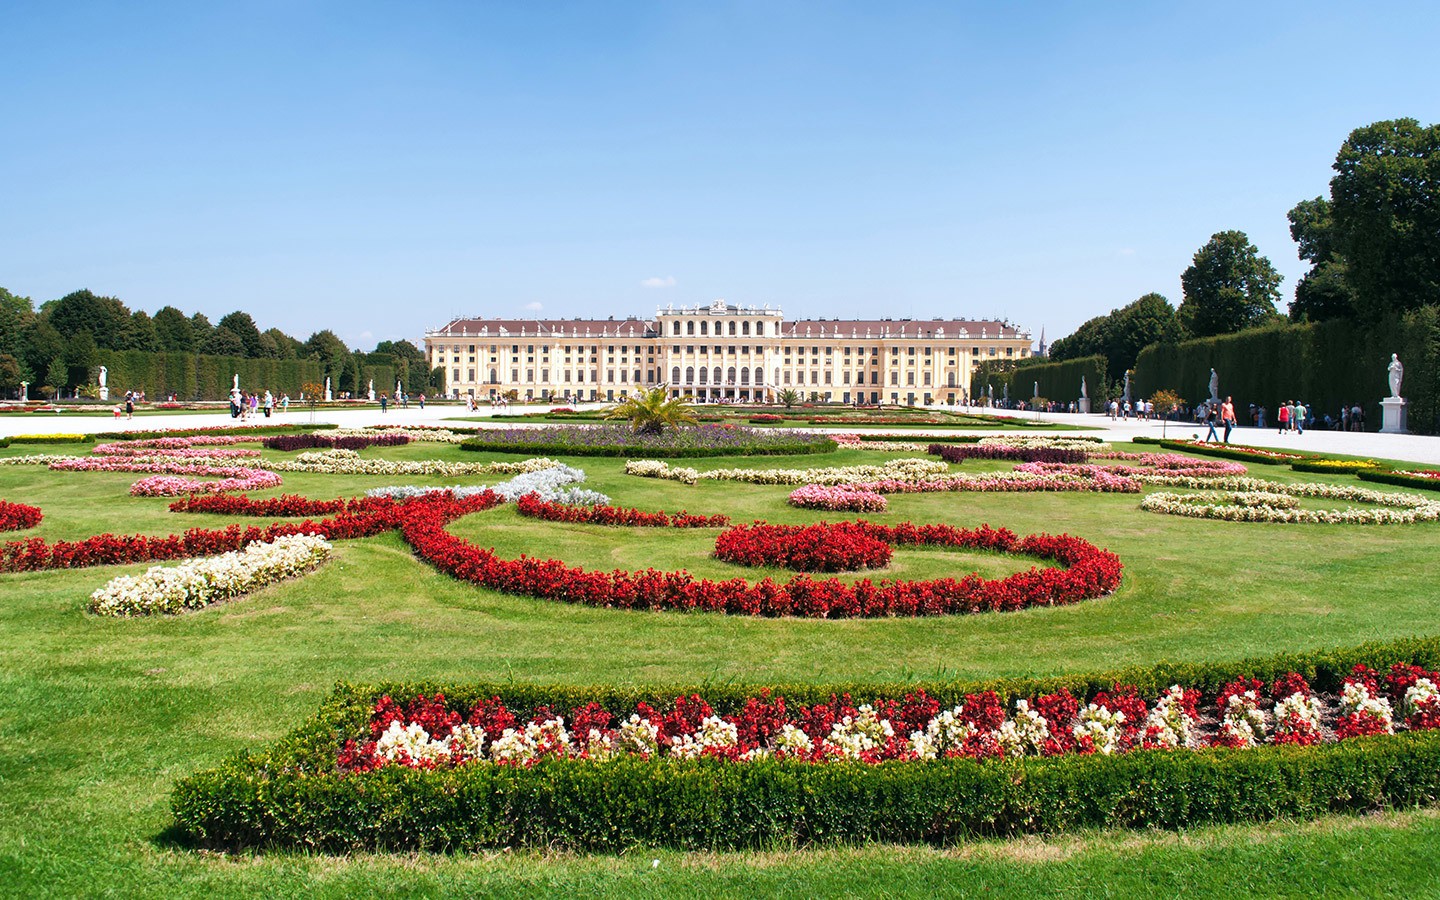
[603,387,698,435]
[776,388,800,409]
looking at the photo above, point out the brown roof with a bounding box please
[783,319,1024,339]
[429,315,1026,341]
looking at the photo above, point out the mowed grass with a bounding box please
[2,438,1440,897]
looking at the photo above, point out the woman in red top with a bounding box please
[1277,401,1289,434]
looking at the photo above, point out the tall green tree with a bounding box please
[1178,231,1284,337]
[1328,118,1440,319]
[1286,196,1357,322]
[153,306,195,351]
[0,354,22,394]
[189,313,214,345]
[263,327,302,359]
[20,319,63,380]
[303,330,351,379]
[1050,293,1181,376]
[45,290,131,349]
[123,311,161,352]
[63,330,99,388]
[201,326,245,357]
[0,288,35,360]
[217,311,265,358]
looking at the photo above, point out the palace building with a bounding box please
[423,300,1033,406]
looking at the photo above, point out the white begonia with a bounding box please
[617,714,660,757]
[1404,678,1440,719]
[585,728,617,761]
[375,721,452,764]
[1340,682,1395,732]
[88,533,332,616]
[488,716,573,763]
[915,707,975,758]
[258,449,563,478]
[669,715,740,759]
[624,457,946,487]
[1000,699,1052,756]
[1219,690,1268,747]
[1140,478,1440,525]
[976,436,1105,450]
[1273,692,1323,737]
[1073,703,1126,755]
[773,723,814,757]
[447,723,486,759]
[823,705,895,760]
[1144,686,1197,749]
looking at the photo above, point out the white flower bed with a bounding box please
[257,449,562,477]
[333,428,470,444]
[624,457,947,486]
[1140,479,1440,524]
[977,436,1106,450]
[364,464,610,505]
[88,534,332,616]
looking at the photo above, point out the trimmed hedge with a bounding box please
[5,434,93,445]
[1358,469,1440,492]
[171,634,1440,852]
[1151,440,1314,466]
[1290,459,1382,475]
[971,354,1107,408]
[458,436,838,458]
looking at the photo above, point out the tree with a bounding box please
[1149,389,1182,438]
[603,387,698,435]
[1178,231,1284,337]
[123,310,161,352]
[777,388,799,409]
[0,288,35,360]
[63,330,99,389]
[201,326,245,357]
[153,306,195,351]
[1286,196,1357,322]
[45,290,131,349]
[429,366,446,395]
[263,327,302,359]
[1328,118,1440,319]
[20,319,64,380]
[1049,293,1182,377]
[0,353,21,395]
[303,330,351,379]
[217,311,265,358]
[189,313,214,346]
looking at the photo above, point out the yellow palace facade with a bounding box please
[423,300,1033,406]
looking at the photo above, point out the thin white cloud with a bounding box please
[1117,248,1136,257]
[523,301,544,312]
[641,276,677,288]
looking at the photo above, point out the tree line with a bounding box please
[0,289,442,399]
[1038,118,1438,396]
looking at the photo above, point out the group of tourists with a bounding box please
[1276,400,1310,435]
[1107,399,1156,420]
[229,389,289,419]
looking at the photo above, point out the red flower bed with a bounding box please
[516,494,730,528]
[399,504,1123,617]
[748,414,785,424]
[169,494,397,518]
[262,433,411,451]
[714,522,892,572]
[0,500,43,532]
[0,493,504,573]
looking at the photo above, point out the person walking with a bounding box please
[1220,395,1237,444]
[1278,401,1289,434]
[1204,403,1220,442]
[418,393,425,409]
[280,393,290,414]
[263,390,274,418]
[1294,401,1306,435]
[380,393,388,413]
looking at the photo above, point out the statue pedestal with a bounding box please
[1077,398,1090,414]
[1380,398,1408,434]
[99,389,108,401]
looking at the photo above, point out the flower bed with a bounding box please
[458,424,837,458]
[169,636,1440,851]
[1140,480,1440,524]
[257,449,562,478]
[516,494,729,528]
[7,433,92,444]
[1290,458,1382,475]
[977,436,1105,449]
[831,434,930,452]
[1358,469,1440,493]
[400,504,1121,617]
[88,534,333,616]
[130,471,285,497]
[930,444,1089,464]
[714,522,893,572]
[1153,440,1315,465]
[625,458,948,486]
[0,500,43,532]
[262,433,411,451]
[788,484,888,512]
[841,471,1142,495]
[94,424,335,441]
[1015,454,1247,482]
[748,414,785,424]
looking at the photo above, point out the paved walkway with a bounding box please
[3,403,1438,466]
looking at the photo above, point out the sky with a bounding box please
[2,1,1437,350]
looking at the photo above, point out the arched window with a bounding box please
[713,367,722,385]
[700,321,708,336]
[756,322,765,336]
[488,368,497,383]
[740,368,749,385]
[672,321,680,335]
[773,368,780,384]
[754,367,764,385]
[687,321,694,335]
[672,366,681,384]
[728,321,737,336]
[742,321,751,336]
[699,367,707,384]
[727,366,736,384]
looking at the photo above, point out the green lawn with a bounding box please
[2,438,1439,897]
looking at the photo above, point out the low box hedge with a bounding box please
[94,423,336,441]
[1358,469,1440,492]
[171,634,1440,852]
[1290,459,1382,475]
[1151,439,1314,465]
[6,433,93,444]
[457,437,838,458]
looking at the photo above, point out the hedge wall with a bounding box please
[1133,307,1440,435]
[970,355,1107,407]
[94,350,326,400]
[171,634,1440,852]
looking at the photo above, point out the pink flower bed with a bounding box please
[844,472,1141,494]
[130,471,284,496]
[1016,453,1246,481]
[788,484,889,512]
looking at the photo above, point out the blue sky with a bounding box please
[2,2,1436,350]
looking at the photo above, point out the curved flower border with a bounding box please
[1140,479,1440,524]
[0,499,43,532]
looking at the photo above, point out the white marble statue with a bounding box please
[20,382,28,401]
[367,379,376,402]
[1208,368,1219,402]
[1388,353,1404,399]
[1123,371,1131,403]
[233,374,240,391]
[1080,375,1088,399]
[324,377,332,402]
[98,366,108,401]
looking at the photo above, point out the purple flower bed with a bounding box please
[263,434,412,452]
[928,444,1089,464]
[460,424,836,458]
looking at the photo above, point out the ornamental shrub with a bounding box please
[1358,469,1440,493]
[7,434,92,444]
